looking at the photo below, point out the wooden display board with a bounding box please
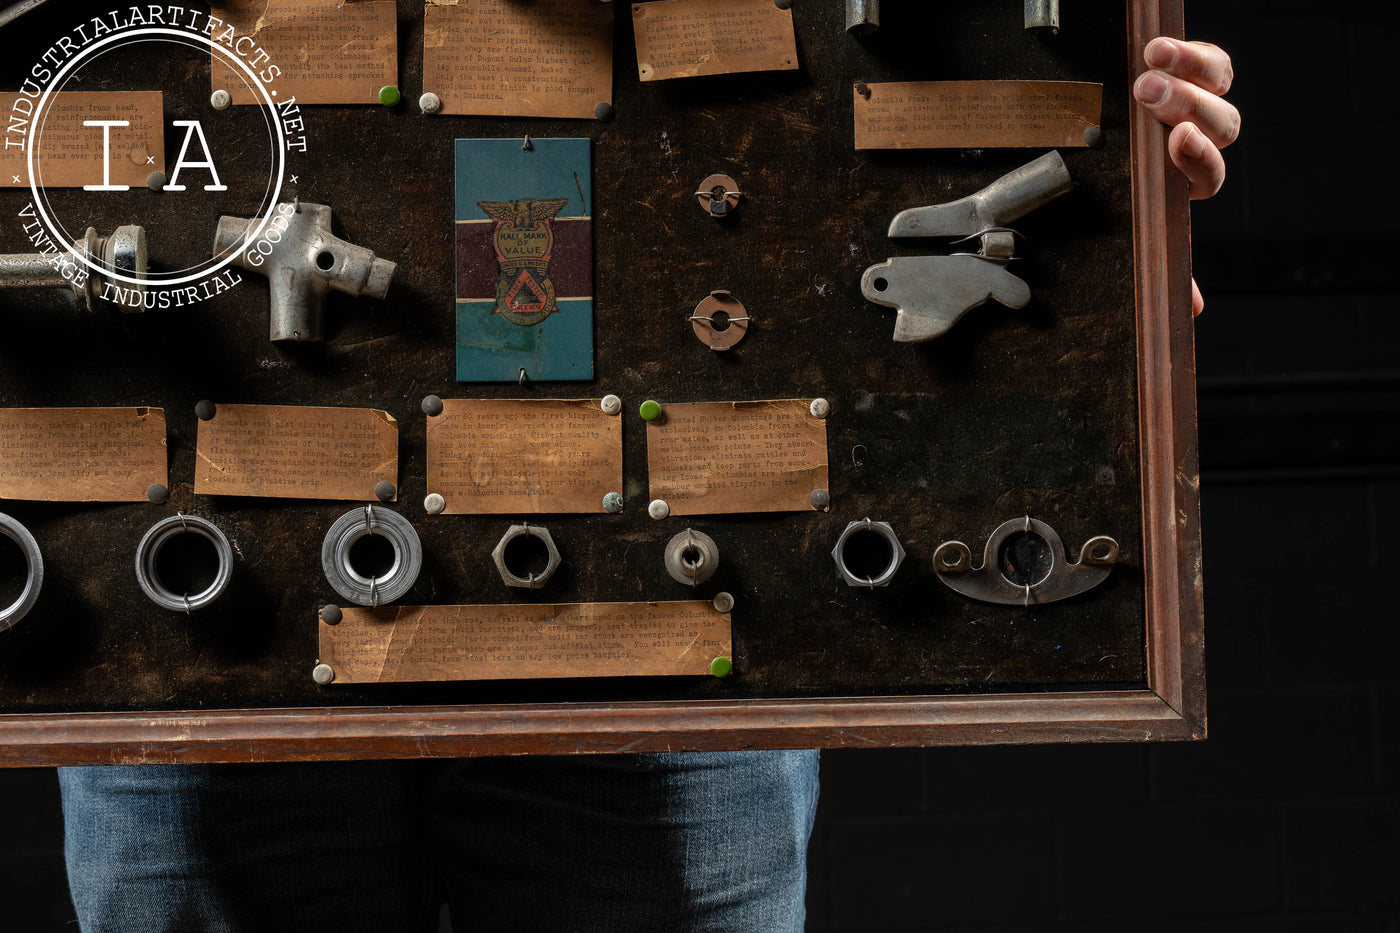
[0,0,1200,765]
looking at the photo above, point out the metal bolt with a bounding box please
[210,89,232,110]
[712,592,735,613]
[422,395,444,417]
[312,663,335,685]
[320,604,342,625]
[594,101,615,122]
[603,492,624,513]
[809,398,831,419]
[374,481,396,502]
[0,225,149,312]
[419,92,442,114]
[146,483,169,504]
[195,400,217,421]
[491,524,562,589]
[648,499,670,520]
[810,489,831,510]
[600,394,622,415]
[424,493,446,515]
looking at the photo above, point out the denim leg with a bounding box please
[424,749,820,933]
[59,761,431,933]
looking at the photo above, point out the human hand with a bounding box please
[1132,38,1239,315]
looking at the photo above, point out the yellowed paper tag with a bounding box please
[423,0,614,119]
[194,403,397,500]
[853,81,1103,150]
[211,0,398,105]
[0,408,167,502]
[318,601,731,683]
[426,399,622,515]
[646,400,828,516]
[632,0,798,81]
[1,92,164,188]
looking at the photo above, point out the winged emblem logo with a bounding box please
[476,197,570,326]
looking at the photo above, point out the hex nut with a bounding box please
[491,524,561,589]
[831,519,906,588]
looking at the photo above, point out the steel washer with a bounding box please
[321,505,422,607]
[0,513,43,631]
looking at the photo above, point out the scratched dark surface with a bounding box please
[0,1,1146,714]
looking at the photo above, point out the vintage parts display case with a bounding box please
[0,0,1200,765]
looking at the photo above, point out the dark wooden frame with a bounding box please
[0,0,1201,766]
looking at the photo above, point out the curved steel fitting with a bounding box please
[321,505,422,607]
[213,201,396,341]
[664,528,720,586]
[832,518,906,588]
[134,514,234,613]
[933,516,1118,605]
[0,513,43,632]
[491,524,560,589]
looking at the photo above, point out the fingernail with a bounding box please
[1183,124,1207,159]
[1136,72,1169,105]
[1146,38,1178,69]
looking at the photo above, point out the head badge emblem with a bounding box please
[476,198,569,326]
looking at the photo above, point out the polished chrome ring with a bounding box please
[0,513,43,632]
[134,514,234,613]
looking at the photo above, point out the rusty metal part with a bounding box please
[862,151,1073,342]
[933,516,1117,605]
[1025,0,1059,32]
[831,519,905,588]
[134,514,234,614]
[846,0,879,34]
[695,174,742,217]
[212,201,396,342]
[0,225,147,312]
[491,524,561,589]
[664,528,720,586]
[321,505,422,607]
[0,513,42,632]
[690,290,750,350]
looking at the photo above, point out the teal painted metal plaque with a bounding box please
[455,138,594,382]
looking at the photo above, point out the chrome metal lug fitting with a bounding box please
[491,524,561,589]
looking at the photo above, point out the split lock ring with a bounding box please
[0,513,43,632]
[134,514,234,613]
[321,505,422,607]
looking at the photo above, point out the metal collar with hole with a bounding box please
[134,514,234,613]
[0,513,43,632]
[831,518,905,588]
[321,505,422,607]
[664,528,719,586]
[933,516,1118,605]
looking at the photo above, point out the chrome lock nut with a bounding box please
[664,528,720,586]
[831,518,906,588]
[491,524,561,589]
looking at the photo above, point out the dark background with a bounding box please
[5,0,1400,929]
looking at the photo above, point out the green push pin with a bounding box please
[710,657,733,678]
[639,399,662,421]
[378,86,401,107]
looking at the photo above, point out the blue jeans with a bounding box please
[58,751,819,932]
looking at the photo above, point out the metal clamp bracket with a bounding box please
[860,151,1073,342]
[933,516,1118,606]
